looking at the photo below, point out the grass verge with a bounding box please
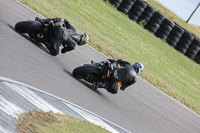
[18,0,200,115]
[17,110,111,133]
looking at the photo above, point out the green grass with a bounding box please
[18,0,200,115]
[17,110,111,133]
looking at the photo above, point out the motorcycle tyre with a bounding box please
[15,21,43,33]
[73,65,101,81]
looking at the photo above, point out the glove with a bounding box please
[64,19,69,25]
[48,20,54,27]
[61,47,68,54]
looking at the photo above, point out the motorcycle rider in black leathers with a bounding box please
[35,17,89,56]
[94,59,144,94]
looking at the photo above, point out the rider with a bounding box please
[94,59,144,94]
[35,17,89,56]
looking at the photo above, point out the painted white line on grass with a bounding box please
[0,93,24,119]
[4,82,64,114]
[64,102,120,133]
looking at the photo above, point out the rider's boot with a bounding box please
[91,60,103,66]
[97,82,108,89]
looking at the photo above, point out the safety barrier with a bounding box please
[110,0,200,64]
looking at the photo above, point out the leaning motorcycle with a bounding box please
[72,60,122,90]
[15,19,58,56]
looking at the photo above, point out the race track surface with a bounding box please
[0,0,200,132]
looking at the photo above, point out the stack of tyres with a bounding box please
[137,3,155,27]
[110,0,123,8]
[175,31,194,54]
[195,51,200,64]
[155,18,175,40]
[128,0,148,21]
[185,38,200,60]
[117,0,136,14]
[166,24,184,48]
[144,11,165,34]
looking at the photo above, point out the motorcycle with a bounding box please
[72,60,123,90]
[15,18,58,55]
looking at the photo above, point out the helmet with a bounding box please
[79,32,89,46]
[133,62,144,75]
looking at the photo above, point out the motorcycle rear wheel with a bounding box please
[73,65,101,82]
[15,21,43,33]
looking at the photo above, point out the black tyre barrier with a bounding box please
[110,0,200,65]
[150,16,163,25]
[128,12,139,21]
[158,18,175,32]
[194,51,200,63]
[142,10,154,17]
[132,4,145,12]
[157,27,171,36]
[152,11,165,21]
[144,11,165,33]
[180,37,193,44]
[170,30,183,38]
[175,45,187,54]
[122,0,136,5]
[117,0,135,14]
[134,0,148,8]
[185,39,200,60]
[172,24,184,34]
[167,26,184,48]
[110,0,123,8]
[167,35,179,43]
[177,31,194,47]
[182,31,195,41]
[176,40,190,49]
[147,21,160,29]
[145,23,158,34]
[145,3,155,14]
[190,39,200,52]
[130,8,142,16]
[160,24,173,31]
[137,3,155,26]
[162,18,175,28]
[155,31,168,40]
[196,59,200,64]
[185,48,198,59]
[167,39,178,47]
[118,6,130,14]
[128,0,147,21]
[174,31,194,55]
[119,2,132,10]
[190,43,200,52]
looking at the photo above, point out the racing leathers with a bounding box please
[100,59,137,94]
[36,17,81,56]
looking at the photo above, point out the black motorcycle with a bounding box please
[15,18,58,55]
[72,60,122,90]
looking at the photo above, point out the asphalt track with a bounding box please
[0,0,200,132]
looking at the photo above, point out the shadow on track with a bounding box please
[7,23,50,55]
[60,64,103,96]
[77,79,103,96]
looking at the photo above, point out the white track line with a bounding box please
[4,82,64,114]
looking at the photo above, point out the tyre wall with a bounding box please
[110,0,200,64]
